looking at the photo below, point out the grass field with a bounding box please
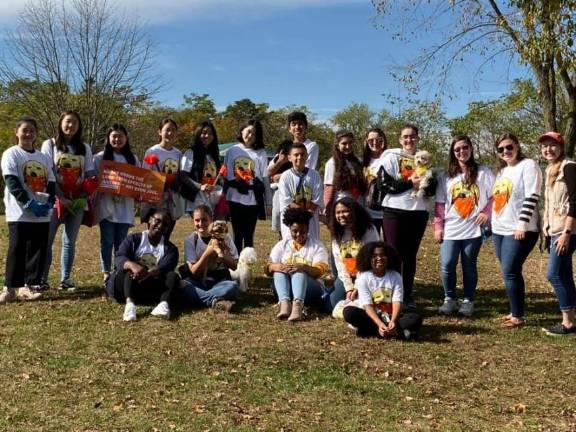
[0,217,575,431]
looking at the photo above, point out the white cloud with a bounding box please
[0,0,365,24]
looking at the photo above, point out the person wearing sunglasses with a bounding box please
[491,133,542,328]
[539,132,576,336]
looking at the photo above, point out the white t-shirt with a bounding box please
[278,168,323,240]
[1,145,55,222]
[364,155,386,220]
[222,143,268,206]
[40,139,95,196]
[356,270,404,315]
[332,226,380,291]
[268,237,330,279]
[381,148,428,211]
[93,152,140,225]
[142,144,184,219]
[180,150,220,212]
[184,232,239,270]
[135,231,165,268]
[303,139,319,170]
[435,166,495,240]
[491,158,542,235]
[323,157,362,202]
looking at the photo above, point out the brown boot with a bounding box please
[288,299,304,322]
[277,299,292,320]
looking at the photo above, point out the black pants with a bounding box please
[110,270,181,307]
[228,201,259,252]
[382,208,428,304]
[343,306,423,339]
[5,222,50,288]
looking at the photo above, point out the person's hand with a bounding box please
[126,262,147,280]
[514,230,526,241]
[59,197,72,208]
[204,244,218,258]
[277,153,288,164]
[272,174,282,183]
[346,289,358,301]
[200,184,214,193]
[377,322,388,337]
[383,320,397,336]
[141,265,161,280]
[434,229,443,244]
[474,213,489,226]
[24,199,50,217]
[410,174,421,189]
[555,233,571,255]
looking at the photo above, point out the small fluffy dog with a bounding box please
[202,220,231,284]
[411,150,433,199]
[230,247,257,293]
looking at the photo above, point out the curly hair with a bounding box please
[355,241,400,273]
[282,207,313,227]
[328,197,374,243]
[332,131,366,197]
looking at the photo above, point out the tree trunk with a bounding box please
[532,64,558,132]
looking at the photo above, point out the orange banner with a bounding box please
[97,160,166,203]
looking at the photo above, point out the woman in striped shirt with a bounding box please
[491,133,542,328]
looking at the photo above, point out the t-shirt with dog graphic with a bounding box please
[381,148,428,212]
[180,150,220,213]
[222,143,268,206]
[40,139,95,198]
[268,237,330,282]
[1,146,55,222]
[356,270,404,316]
[135,230,165,268]
[278,167,323,240]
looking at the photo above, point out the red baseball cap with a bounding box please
[538,131,564,145]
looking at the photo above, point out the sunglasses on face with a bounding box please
[497,144,515,154]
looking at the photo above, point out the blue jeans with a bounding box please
[493,232,538,318]
[182,278,239,308]
[329,277,347,310]
[273,272,323,304]
[99,220,131,273]
[43,208,84,282]
[547,234,576,312]
[440,237,482,301]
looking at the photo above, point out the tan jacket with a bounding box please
[543,158,576,236]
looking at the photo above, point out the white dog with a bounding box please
[410,150,433,199]
[230,247,257,293]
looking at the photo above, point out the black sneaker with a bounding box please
[542,323,576,336]
[26,282,50,292]
[58,280,76,292]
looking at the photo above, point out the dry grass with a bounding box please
[0,217,575,431]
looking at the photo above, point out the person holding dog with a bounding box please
[181,205,239,313]
[380,124,433,310]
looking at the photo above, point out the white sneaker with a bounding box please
[16,287,42,301]
[123,302,137,321]
[458,299,474,317]
[0,287,17,304]
[438,298,458,315]
[151,301,170,318]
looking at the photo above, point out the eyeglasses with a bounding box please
[454,146,470,153]
[497,144,515,154]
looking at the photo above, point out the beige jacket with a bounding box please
[543,158,576,236]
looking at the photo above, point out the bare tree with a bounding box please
[372,1,576,156]
[0,0,160,147]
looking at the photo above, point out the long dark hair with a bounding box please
[333,130,365,195]
[237,119,265,150]
[190,121,221,180]
[329,197,374,243]
[362,127,388,167]
[55,110,85,156]
[447,135,478,185]
[102,123,136,165]
[495,132,525,171]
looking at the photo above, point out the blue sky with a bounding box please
[1,0,529,122]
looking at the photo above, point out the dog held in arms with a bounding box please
[206,220,257,292]
[410,150,433,199]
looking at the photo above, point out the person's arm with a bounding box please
[332,240,355,292]
[515,160,542,239]
[188,245,217,275]
[156,242,179,274]
[4,175,30,205]
[268,153,289,177]
[83,144,97,178]
[305,142,319,170]
[553,163,576,254]
[115,235,147,280]
[433,202,445,243]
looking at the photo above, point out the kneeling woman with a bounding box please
[343,242,422,340]
[267,208,330,322]
[105,210,180,321]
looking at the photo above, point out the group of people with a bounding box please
[1,109,575,339]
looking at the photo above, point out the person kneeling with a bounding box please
[180,205,239,312]
[105,210,180,321]
[343,242,422,340]
[267,207,329,322]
